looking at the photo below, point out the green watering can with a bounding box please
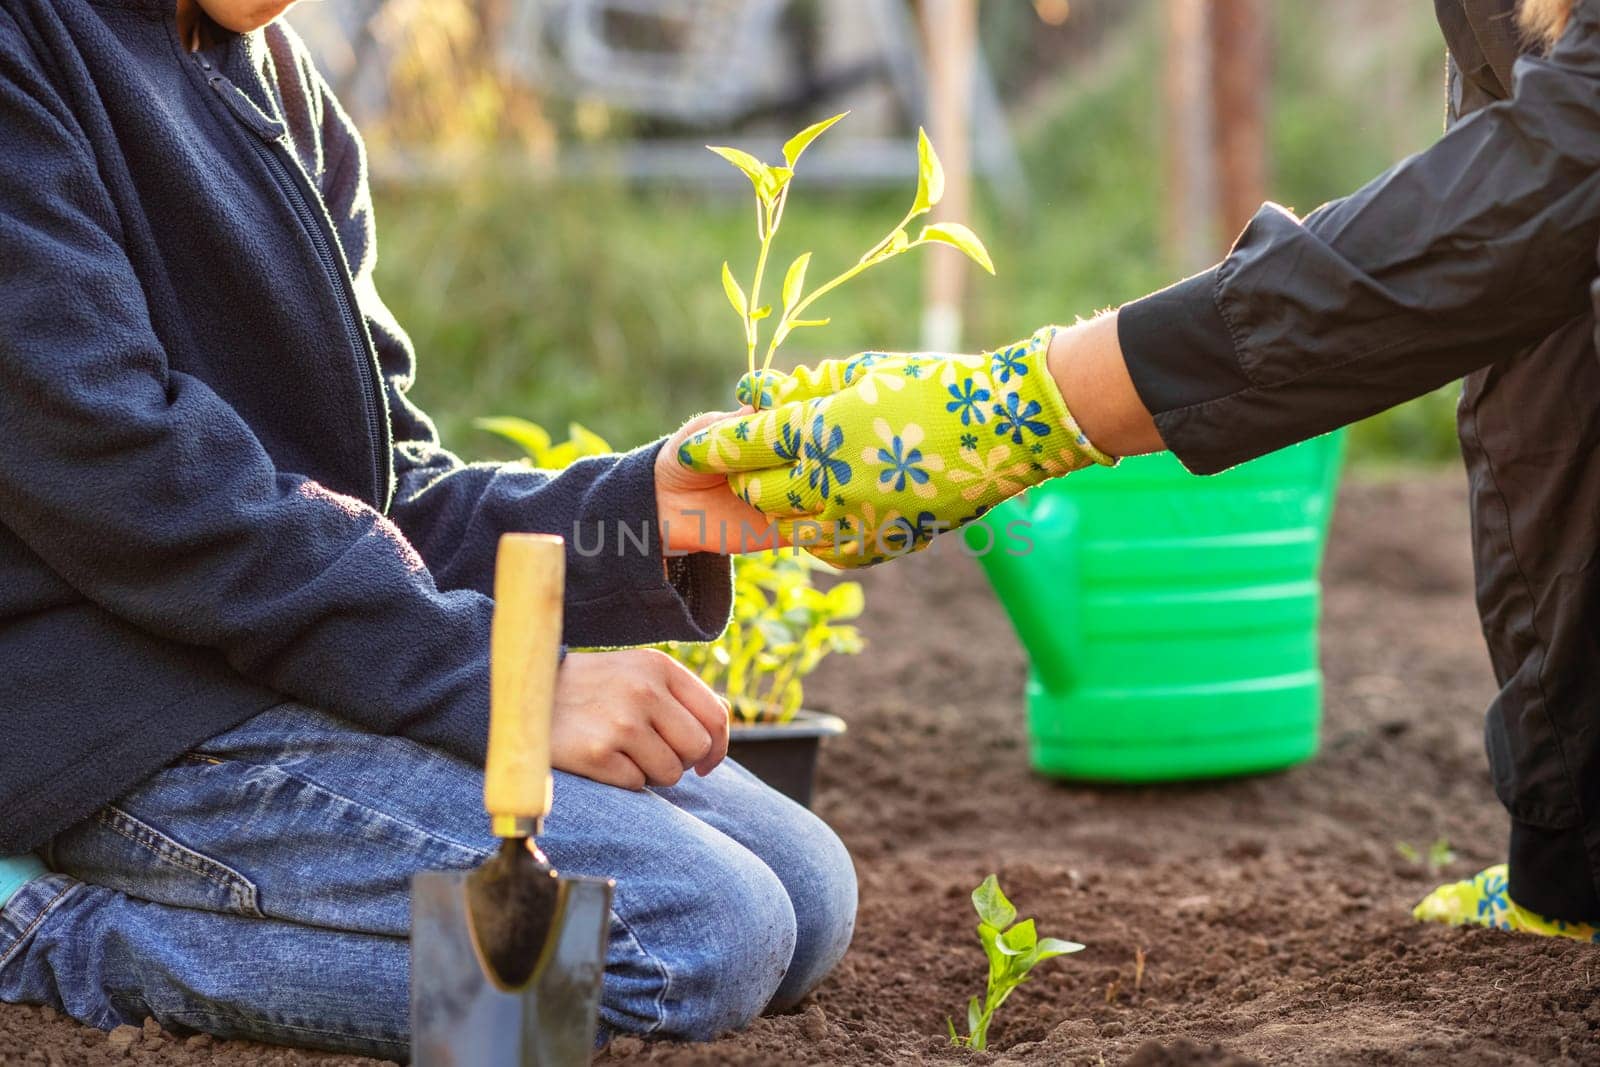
[969,432,1345,782]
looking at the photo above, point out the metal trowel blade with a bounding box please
[411,869,612,1066]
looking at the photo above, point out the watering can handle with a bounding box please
[1028,492,1080,693]
[977,488,1081,694]
[486,533,566,839]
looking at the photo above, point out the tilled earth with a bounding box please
[6,472,1597,1066]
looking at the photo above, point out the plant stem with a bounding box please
[743,187,790,400]
[971,971,999,1050]
[758,652,787,718]
[759,204,923,376]
[747,225,772,377]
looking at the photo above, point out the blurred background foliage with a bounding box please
[330,0,1461,467]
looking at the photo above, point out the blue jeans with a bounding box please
[0,703,856,1058]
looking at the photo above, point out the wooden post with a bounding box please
[920,0,978,352]
[1164,0,1217,273]
[1209,0,1268,240]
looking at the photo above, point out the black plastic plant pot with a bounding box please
[726,709,846,809]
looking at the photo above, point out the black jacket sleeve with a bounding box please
[1117,0,1600,474]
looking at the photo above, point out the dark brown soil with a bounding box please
[6,472,1598,1067]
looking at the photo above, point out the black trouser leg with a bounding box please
[1459,314,1600,922]
[1508,821,1600,919]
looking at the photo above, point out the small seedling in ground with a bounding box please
[1395,837,1456,875]
[709,113,995,406]
[948,874,1084,1052]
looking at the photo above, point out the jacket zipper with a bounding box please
[193,53,393,513]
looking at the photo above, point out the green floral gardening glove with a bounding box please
[678,327,1115,567]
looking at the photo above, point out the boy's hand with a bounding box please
[677,328,1114,567]
[657,411,783,555]
[551,648,730,789]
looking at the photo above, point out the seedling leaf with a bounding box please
[1002,918,1038,954]
[824,582,864,618]
[966,996,981,1037]
[567,422,612,458]
[1397,836,1456,875]
[782,252,811,312]
[759,165,794,205]
[829,625,864,653]
[1035,937,1086,957]
[919,222,996,275]
[972,874,1016,930]
[721,261,747,317]
[779,677,803,721]
[751,305,772,321]
[912,127,945,214]
[783,111,848,166]
[774,316,831,350]
[708,145,770,198]
[474,416,552,462]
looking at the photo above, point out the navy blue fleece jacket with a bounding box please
[0,0,732,853]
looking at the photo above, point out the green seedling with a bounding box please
[948,874,1084,1052]
[1395,837,1456,876]
[474,416,612,468]
[476,418,866,725]
[710,113,995,405]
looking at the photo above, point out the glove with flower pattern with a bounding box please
[677,326,1115,567]
[1413,863,1600,941]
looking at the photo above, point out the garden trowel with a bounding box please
[412,533,613,1066]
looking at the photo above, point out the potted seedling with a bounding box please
[475,418,866,807]
[660,548,862,807]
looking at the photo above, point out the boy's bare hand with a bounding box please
[551,648,731,789]
[656,411,783,555]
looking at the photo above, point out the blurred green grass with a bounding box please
[374,4,1462,469]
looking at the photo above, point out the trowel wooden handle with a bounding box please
[487,533,566,839]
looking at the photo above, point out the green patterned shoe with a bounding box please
[1413,863,1600,942]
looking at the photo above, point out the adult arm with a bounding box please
[1066,0,1600,472]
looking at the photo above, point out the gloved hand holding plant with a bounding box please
[679,328,1113,566]
[681,113,1113,567]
